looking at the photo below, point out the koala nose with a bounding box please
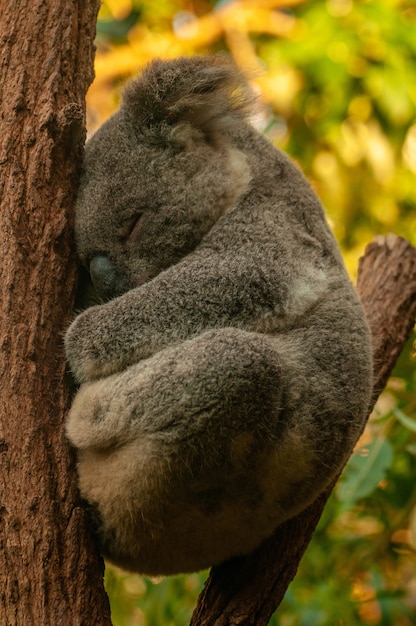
[89,255,119,299]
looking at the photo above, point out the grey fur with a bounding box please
[65,56,372,576]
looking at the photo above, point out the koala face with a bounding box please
[76,105,250,301]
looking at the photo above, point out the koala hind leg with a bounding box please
[66,327,315,575]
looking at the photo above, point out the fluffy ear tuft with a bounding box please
[121,55,255,142]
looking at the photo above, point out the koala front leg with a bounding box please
[64,254,249,382]
[65,241,325,383]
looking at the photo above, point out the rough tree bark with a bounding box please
[0,2,112,625]
[191,234,416,626]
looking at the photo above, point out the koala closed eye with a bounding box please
[123,213,144,244]
[65,55,373,576]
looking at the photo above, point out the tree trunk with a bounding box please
[191,234,416,626]
[0,2,112,625]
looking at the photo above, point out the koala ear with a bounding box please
[121,56,255,144]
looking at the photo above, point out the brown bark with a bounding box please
[0,2,112,625]
[191,234,416,626]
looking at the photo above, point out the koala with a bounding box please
[65,56,372,576]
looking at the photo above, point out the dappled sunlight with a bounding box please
[403,124,416,174]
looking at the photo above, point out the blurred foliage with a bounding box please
[87,0,416,624]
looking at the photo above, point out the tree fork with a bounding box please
[0,2,111,624]
[191,234,416,626]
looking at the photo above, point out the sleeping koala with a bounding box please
[65,55,372,576]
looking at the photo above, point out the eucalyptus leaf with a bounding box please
[338,438,393,503]
[394,407,416,433]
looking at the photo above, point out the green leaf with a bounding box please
[338,438,393,503]
[394,407,416,433]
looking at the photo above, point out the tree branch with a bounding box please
[191,234,416,626]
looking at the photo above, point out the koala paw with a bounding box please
[65,307,115,383]
[65,377,124,449]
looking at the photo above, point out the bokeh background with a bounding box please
[86,1,416,624]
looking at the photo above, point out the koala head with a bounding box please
[76,56,253,301]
